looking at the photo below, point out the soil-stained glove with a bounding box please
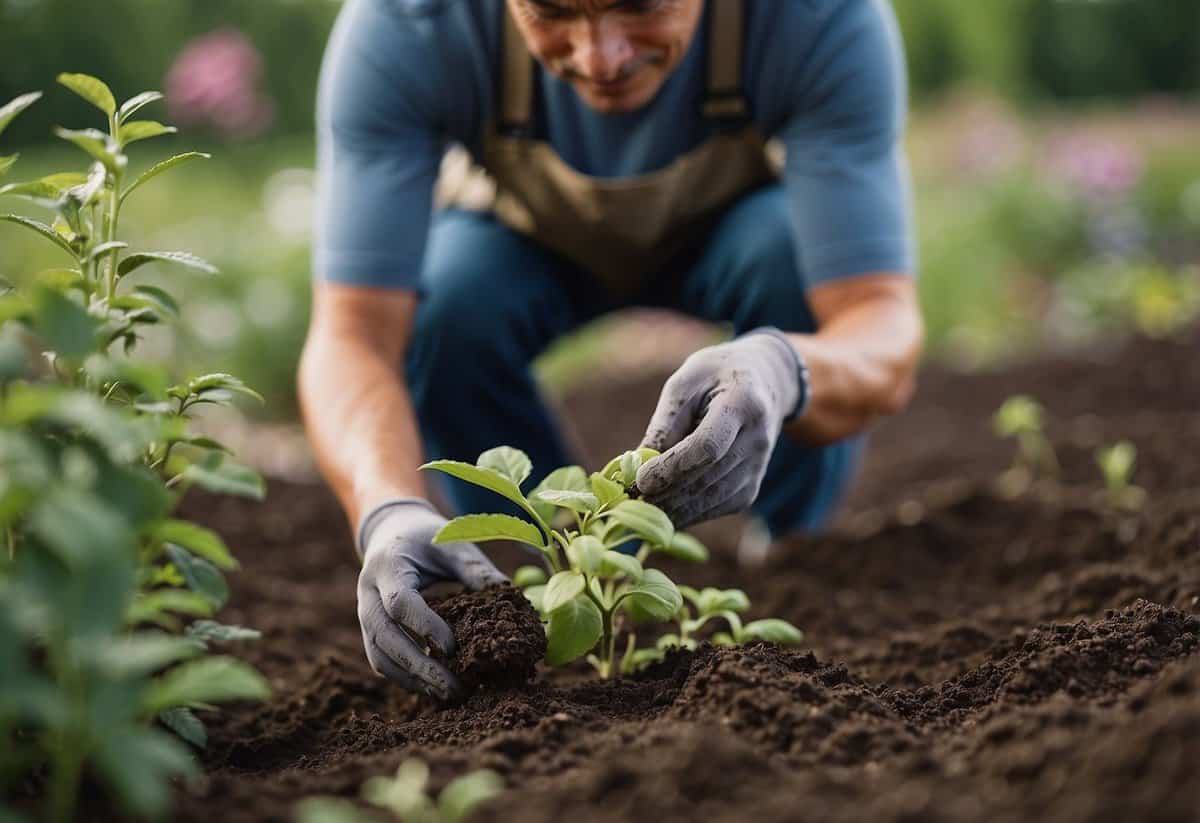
[635,327,808,528]
[355,498,508,700]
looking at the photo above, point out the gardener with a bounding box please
[300,0,923,700]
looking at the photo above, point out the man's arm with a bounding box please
[297,282,425,535]
[783,272,923,445]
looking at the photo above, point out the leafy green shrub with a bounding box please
[0,75,269,821]
[423,446,802,679]
[296,759,502,823]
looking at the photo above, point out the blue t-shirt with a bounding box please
[313,0,914,291]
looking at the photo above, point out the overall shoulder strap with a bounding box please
[498,3,535,136]
[702,0,749,121]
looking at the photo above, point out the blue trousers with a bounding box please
[405,184,864,538]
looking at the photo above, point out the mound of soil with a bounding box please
[430,585,546,692]
[160,326,1199,823]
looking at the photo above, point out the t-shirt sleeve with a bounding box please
[761,0,915,287]
[312,0,448,291]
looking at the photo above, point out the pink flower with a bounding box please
[165,28,275,140]
[1042,132,1143,198]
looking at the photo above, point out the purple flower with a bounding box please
[1042,132,1143,198]
[165,27,275,140]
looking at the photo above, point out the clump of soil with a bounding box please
[430,584,546,692]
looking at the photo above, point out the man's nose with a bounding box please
[572,20,634,82]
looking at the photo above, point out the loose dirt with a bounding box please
[164,326,1199,823]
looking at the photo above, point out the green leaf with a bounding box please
[534,465,589,493]
[522,584,545,613]
[545,594,602,665]
[143,655,270,715]
[28,487,132,567]
[294,797,378,823]
[608,500,674,547]
[566,535,605,575]
[152,519,237,570]
[53,126,123,172]
[29,285,98,358]
[185,620,262,644]
[118,120,176,145]
[94,727,196,819]
[598,550,643,581]
[512,565,547,588]
[0,91,42,137]
[0,213,76,257]
[739,619,804,645]
[661,532,709,563]
[118,91,164,121]
[532,488,598,513]
[696,588,750,615]
[35,267,86,293]
[126,590,213,628]
[419,459,541,525]
[159,706,207,748]
[529,465,588,522]
[620,568,682,621]
[0,172,88,206]
[433,513,544,549]
[589,472,627,509]
[118,250,218,278]
[438,770,503,822]
[166,544,229,610]
[542,571,586,613]
[120,151,209,203]
[132,285,180,317]
[88,240,129,262]
[179,453,265,500]
[90,633,203,679]
[185,372,264,403]
[0,154,16,178]
[57,72,117,116]
[476,445,532,487]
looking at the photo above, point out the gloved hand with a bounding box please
[635,327,808,528]
[356,498,508,700]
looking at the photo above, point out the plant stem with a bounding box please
[5,527,14,561]
[46,630,84,823]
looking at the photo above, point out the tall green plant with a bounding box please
[0,76,269,822]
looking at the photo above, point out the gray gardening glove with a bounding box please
[635,327,808,528]
[356,498,508,700]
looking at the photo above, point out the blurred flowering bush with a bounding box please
[166,28,275,141]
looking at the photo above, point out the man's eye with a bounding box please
[527,1,574,20]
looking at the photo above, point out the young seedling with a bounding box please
[992,394,1058,496]
[626,586,805,672]
[296,759,502,823]
[1095,440,1146,511]
[421,446,708,678]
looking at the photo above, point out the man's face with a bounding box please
[507,0,704,114]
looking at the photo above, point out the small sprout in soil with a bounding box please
[296,759,502,823]
[1095,440,1146,511]
[422,446,802,680]
[628,586,804,671]
[993,394,1058,496]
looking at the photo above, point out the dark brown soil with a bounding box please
[157,325,1199,823]
[429,585,546,693]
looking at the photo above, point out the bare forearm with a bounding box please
[298,334,426,531]
[784,278,923,444]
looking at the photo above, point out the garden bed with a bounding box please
[170,327,1200,823]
